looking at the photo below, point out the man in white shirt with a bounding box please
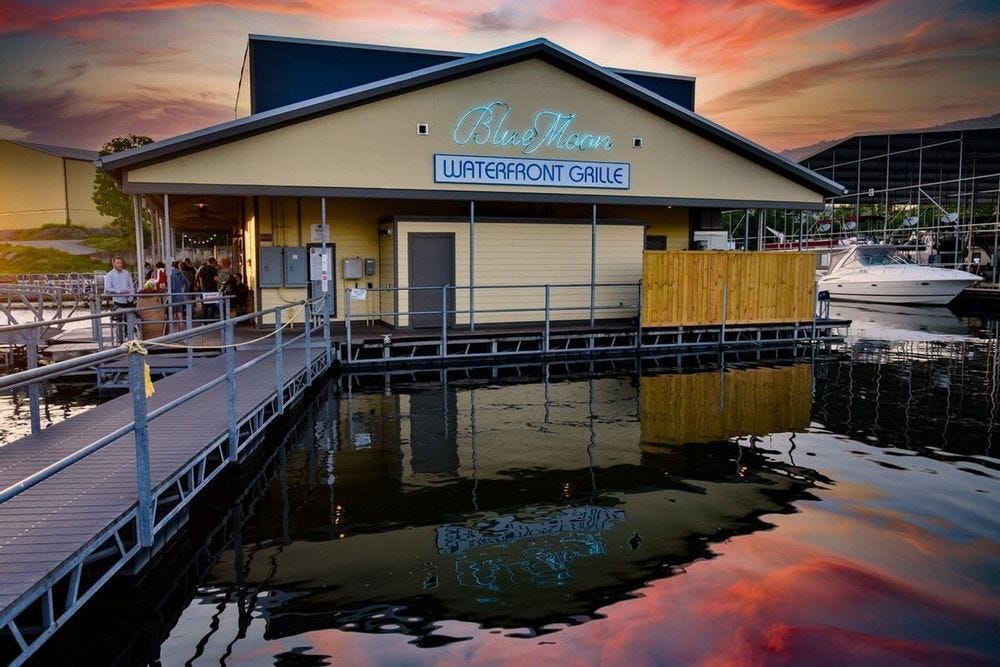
[103,256,134,343]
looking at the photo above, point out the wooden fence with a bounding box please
[639,364,812,448]
[642,251,815,327]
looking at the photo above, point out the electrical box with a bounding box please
[259,246,283,287]
[365,258,376,275]
[283,246,308,286]
[343,257,364,280]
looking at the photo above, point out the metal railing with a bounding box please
[0,296,331,666]
[0,296,329,509]
[343,281,643,363]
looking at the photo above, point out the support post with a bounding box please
[469,201,476,332]
[225,319,238,462]
[441,285,448,359]
[345,290,352,365]
[128,350,153,546]
[304,300,313,383]
[590,204,597,327]
[636,279,643,351]
[132,195,144,272]
[321,197,331,365]
[720,283,728,348]
[91,298,103,350]
[185,302,193,367]
[163,194,171,261]
[543,284,550,354]
[275,307,284,413]
[27,332,41,435]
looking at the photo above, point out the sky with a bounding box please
[0,0,997,153]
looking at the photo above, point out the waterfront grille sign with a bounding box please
[436,99,630,189]
[434,154,630,189]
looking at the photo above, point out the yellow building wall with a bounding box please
[604,204,690,250]
[257,196,382,323]
[394,220,643,326]
[127,59,825,206]
[0,141,67,230]
[64,158,110,228]
[0,142,111,230]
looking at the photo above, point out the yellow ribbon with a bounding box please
[124,340,156,398]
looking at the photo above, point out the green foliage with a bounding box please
[92,135,154,239]
[0,244,110,275]
[83,236,133,252]
[0,224,121,242]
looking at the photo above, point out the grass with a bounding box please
[0,224,122,242]
[0,244,110,275]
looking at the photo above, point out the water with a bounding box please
[23,302,996,666]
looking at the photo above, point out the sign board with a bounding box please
[310,224,326,244]
[308,246,331,281]
[434,154,629,189]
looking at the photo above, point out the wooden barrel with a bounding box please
[136,294,167,339]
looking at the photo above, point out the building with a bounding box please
[0,140,112,230]
[99,37,842,325]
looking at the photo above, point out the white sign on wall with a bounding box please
[434,154,629,189]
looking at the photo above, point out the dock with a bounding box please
[0,301,331,666]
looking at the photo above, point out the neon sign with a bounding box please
[453,100,613,155]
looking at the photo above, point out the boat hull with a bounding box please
[818,277,980,305]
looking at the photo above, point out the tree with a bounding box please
[92,134,154,239]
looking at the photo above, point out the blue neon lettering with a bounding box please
[453,100,613,154]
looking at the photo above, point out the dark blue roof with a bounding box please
[247,35,696,113]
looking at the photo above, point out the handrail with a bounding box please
[0,299,317,504]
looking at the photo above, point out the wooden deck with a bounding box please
[0,341,329,663]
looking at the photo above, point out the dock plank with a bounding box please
[0,342,323,630]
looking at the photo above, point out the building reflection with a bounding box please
[193,358,825,645]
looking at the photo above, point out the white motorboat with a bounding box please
[817,244,982,305]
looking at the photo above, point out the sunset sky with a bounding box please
[1,0,997,153]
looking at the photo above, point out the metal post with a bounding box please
[345,290,352,365]
[720,283,728,348]
[469,201,476,332]
[321,197,331,365]
[128,350,153,546]
[163,194,171,261]
[275,307,284,413]
[91,298,104,350]
[441,285,448,359]
[304,300,313,383]
[590,204,597,326]
[543,284,551,353]
[636,279,643,351]
[27,332,41,435]
[916,134,924,263]
[185,302,193,367]
[132,195,144,271]
[225,319,238,462]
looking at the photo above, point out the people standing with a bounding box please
[168,261,190,331]
[103,255,135,344]
[195,257,220,321]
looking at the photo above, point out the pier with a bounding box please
[0,277,848,665]
[0,299,332,665]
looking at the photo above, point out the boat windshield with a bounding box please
[855,246,903,267]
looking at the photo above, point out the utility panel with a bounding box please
[343,257,364,280]
[283,246,308,286]
[259,246,283,287]
[365,258,376,275]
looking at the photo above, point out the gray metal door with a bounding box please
[408,233,455,329]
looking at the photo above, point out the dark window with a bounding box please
[645,235,667,251]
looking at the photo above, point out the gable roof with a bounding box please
[7,140,98,162]
[100,38,843,197]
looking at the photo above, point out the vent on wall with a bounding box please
[416,123,429,136]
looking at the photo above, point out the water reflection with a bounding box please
[30,342,999,666]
